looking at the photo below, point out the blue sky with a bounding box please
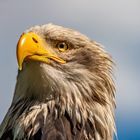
[0,0,140,139]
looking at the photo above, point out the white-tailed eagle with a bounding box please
[0,24,116,140]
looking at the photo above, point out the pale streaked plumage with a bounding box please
[0,24,116,140]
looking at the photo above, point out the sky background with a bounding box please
[0,0,140,139]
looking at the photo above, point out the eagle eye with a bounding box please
[57,42,68,52]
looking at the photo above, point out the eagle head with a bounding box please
[0,23,116,140]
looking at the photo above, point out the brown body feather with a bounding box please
[0,24,116,140]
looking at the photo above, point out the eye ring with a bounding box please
[57,42,69,52]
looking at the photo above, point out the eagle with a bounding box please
[0,24,116,140]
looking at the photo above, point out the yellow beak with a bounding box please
[16,32,66,70]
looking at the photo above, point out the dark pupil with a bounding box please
[59,43,65,48]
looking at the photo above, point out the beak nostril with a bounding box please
[32,37,38,43]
